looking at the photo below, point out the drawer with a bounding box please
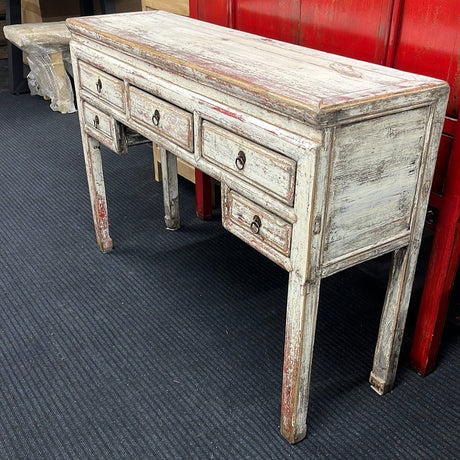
[78,61,125,111]
[82,102,126,154]
[201,121,296,206]
[222,187,292,259]
[128,85,193,151]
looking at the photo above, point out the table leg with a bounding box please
[82,134,113,253]
[160,147,180,230]
[26,51,76,113]
[280,274,321,444]
[370,246,414,394]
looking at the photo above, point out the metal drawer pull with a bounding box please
[152,109,161,126]
[96,78,102,93]
[235,150,246,170]
[250,215,261,234]
[93,115,100,128]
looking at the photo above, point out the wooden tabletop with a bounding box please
[67,11,448,125]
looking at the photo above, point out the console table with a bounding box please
[66,11,448,443]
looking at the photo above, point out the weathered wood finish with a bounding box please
[202,121,296,205]
[67,11,449,443]
[160,147,180,230]
[323,106,432,268]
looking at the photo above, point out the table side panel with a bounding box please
[323,105,432,266]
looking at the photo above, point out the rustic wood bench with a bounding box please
[3,21,75,113]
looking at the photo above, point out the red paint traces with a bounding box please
[212,105,244,121]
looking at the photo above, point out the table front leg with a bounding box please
[370,246,413,394]
[160,147,180,230]
[280,274,321,444]
[82,134,113,253]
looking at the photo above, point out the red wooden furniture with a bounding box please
[396,0,460,376]
[190,0,460,376]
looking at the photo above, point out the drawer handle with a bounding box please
[93,115,100,128]
[235,150,246,170]
[96,78,102,94]
[152,109,161,126]
[251,215,262,234]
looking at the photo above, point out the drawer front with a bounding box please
[82,102,126,154]
[128,85,193,151]
[223,187,292,258]
[202,121,296,205]
[79,61,125,111]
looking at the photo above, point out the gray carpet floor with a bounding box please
[0,60,458,458]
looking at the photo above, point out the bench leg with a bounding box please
[26,51,75,113]
[83,134,113,253]
[48,51,76,113]
[280,274,321,444]
[160,147,180,230]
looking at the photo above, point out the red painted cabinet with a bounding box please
[299,0,396,63]
[235,0,301,43]
[190,0,460,376]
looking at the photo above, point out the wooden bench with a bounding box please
[3,21,75,113]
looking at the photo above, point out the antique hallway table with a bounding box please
[66,11,448,443]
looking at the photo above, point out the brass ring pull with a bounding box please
[96,78,102,93]
[250,215,261,234]
[235,150,246,170]
[152,109,160,126]
[93,115,100,128]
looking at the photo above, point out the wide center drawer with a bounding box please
[201,121,296,206]
[78,61,125,111]
[128,85,193,152]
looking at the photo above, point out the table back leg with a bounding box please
[160,147,180,230]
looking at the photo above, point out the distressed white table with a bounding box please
[66,11,448,443]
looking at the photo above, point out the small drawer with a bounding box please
[78,61,125,111]
[82,102,126,154]
[201,121,296,206]
[223,187,292,258]
[128,85,193,151]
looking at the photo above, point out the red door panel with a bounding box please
[189,0,232,25]
[432,133,454,196]
[234,0,301,43]
[299,0,395,64]
[392,0,460,119]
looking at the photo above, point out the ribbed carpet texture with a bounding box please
[0,86,458,458]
